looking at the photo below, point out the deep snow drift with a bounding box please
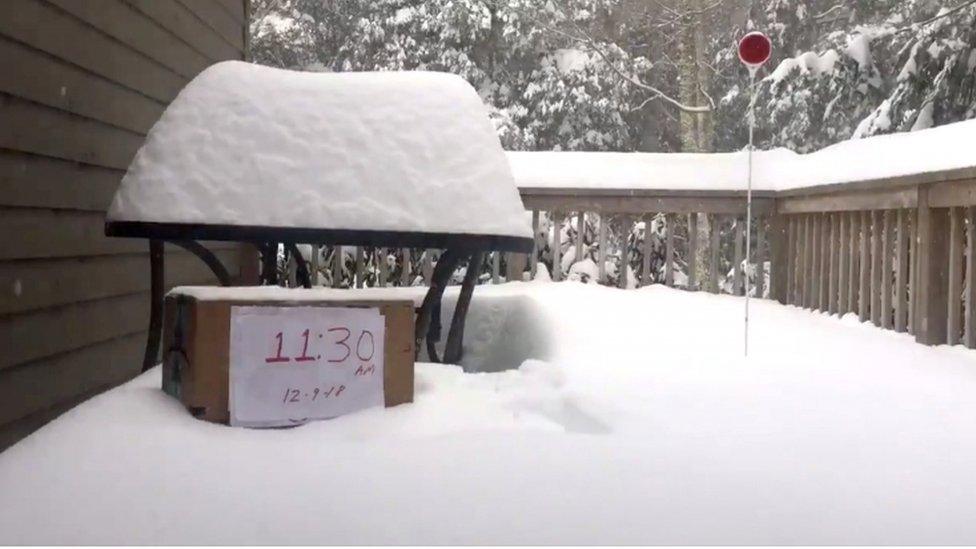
[107,61,531,240]
[2,283,976,544]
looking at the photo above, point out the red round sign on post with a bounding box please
[738,31,772,68]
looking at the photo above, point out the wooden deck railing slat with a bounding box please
[552,210,563,282]
[665,213,675,286]
[709,215,721,294]
[598,214,608,284]
[881,211,893,329]
[758,218,767,298]
[895,210,909,332]
[965,207,976,347]
[618,216,630,289]
[688,214,698,291]
[948,207,964,345]
[641,213,653,287]
[734,217,744,296]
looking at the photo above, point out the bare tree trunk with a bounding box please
[675,0,715,282]
[677,0,713,154]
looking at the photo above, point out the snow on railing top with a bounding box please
[107,61,531,240]
[507,117,976,193]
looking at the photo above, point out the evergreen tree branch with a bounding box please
[893,0,976,34]
[541,2,712,114]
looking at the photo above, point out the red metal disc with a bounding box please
[738,32,772,67]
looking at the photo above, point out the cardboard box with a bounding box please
[162,288,415,425]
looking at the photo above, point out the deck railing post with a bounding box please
[377,248,388,287]
[858,211,870,322]
[552,210,563,282]
[400,248,411,286]
[506,252,527,282]
[895,210,909,332]
[870,210,882,325]
[734,217,745,295]
[665,213,675,287]
[769,213,788,304]
[756,216,767,298]
[618,216,631,289]
[576,212,585,264]
[915,186,950,345]
[332,245,342,288]
[641,213,653,287]
[688,213,699,291]
[309,244,321,286]
[239,243,261,285]
[355,246,365,288]
[709,214,721,293]
[965,207,976,347]
[598,213,608,284]
[947,207,964,345]
[881,211,893,328]
[530,210,540,279]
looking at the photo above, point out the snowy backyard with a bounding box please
[3,282,976,544]
[3,0,975,545]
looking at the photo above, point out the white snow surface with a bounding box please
[507,117,976,192]
[107,61,531,240]
[4,282,976,544]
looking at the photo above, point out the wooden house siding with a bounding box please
[0,0,249,450]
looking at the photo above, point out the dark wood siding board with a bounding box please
[0,149,123,211]
[0,291,152,371]
[0,248,240,316]
[46,0,211,80]
[0,331,145,427]
[0,254,234,372]
[175,0,246,51]
[1,94,143,170]
[0,0,185,103]
[123,0,243,62]
[0,375,124,451]
[213,0,246,24]
[0,36,164,135]
[0,208,240,261]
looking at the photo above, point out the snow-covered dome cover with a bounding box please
[107,61,531,247]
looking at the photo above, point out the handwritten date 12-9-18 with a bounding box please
[282,384,346,404]
[266,327,375,365]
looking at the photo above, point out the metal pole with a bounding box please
[745,69,757,357]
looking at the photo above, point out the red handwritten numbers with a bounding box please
[294,329,316,362]
[265,332,291,363]
[327,327,351,363]
[356,330,374,361]
[264,326,375,365]
[231,307,385,427]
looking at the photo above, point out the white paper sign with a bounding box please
[229,306,385,427]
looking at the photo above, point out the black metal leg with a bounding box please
[443,251,484,364]
[426,298,442,363]
[286,243,313,288]
[415,248,462,362]
[260,242,278,285]
[143,239,165,373]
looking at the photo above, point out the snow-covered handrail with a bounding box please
[507,118,976,194]
[507,122,976,352]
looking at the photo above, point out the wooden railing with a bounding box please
[289,167,976,349]
[774,169,976,347]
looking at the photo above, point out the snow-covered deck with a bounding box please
[2,282,975,544]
